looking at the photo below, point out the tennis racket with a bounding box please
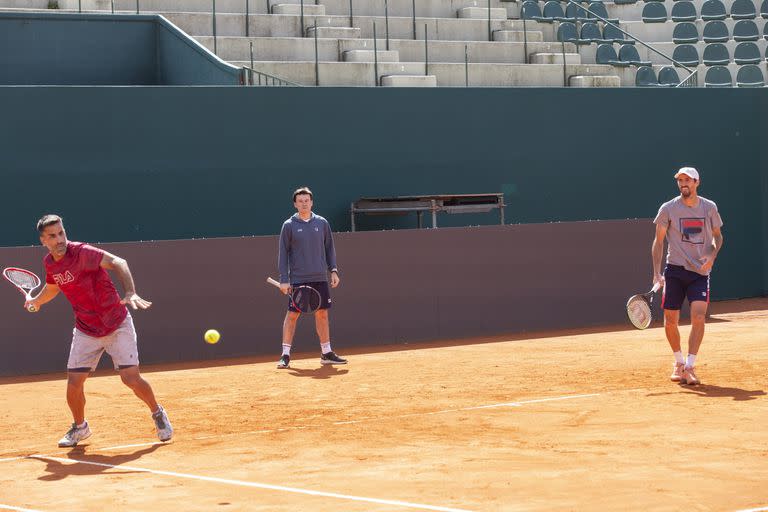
[266,277,322,313]
[626,282,661,330]
[3,267,41,312]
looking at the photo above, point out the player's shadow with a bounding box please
[35,443,165,481]
[678,383,766,401]
[287,365,349,379]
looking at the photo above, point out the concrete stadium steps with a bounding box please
[271,3,326,15]
[232,59,617,85]
[493,29,544,42]
[380,74,437,85]
[198,35,577,63]
[569,74,621,86]
[161,12,542,40]
[342,49,399,61]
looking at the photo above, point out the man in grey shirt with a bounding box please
[652,167,723,385]
[276,187,346,369]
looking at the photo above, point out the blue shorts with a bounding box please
[288,281,332,313]
[662,264,710,310]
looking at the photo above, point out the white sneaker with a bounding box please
[670,362,685,382]
[58,422,92,447]
[152,405,173,442]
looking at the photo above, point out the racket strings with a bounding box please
[292,286,322,312]
[4,269,40,290]
[627,297,652,329]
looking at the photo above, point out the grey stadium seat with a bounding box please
[703,43,731,65]
[557,21,579,43]
[603,23,634,44]
[671,1,697,22]
[614,0,637,4]
[596,43,629,65]
[587,2,619,23]
[580,22,610,43]
[672,44,700,66]
[658,66,681,86]
[673,22,699,43]
[736,64,765,86]
[642,2,668,22]
[762,0,768,18]
[704,65,732,86]
[730,0,757,20]
[700,0,727,21]
[520,1,545,21]
[733,20,760,41]
[541,1,569,22]
[734,41,761,64]
[765,23,768,40]
[703,20,729,42]
[635,66,659,86]
[566,2,591,21]
[619,44,653,66]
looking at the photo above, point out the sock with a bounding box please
[152,405,163,415]
[321,342,332,354]
[76,421,87,429]
[282,344,291,356]
[673,351,684,365]
[686,353,697,368]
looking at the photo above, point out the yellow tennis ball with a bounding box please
[204,329,220,344]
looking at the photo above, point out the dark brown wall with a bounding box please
[0,220,653,376]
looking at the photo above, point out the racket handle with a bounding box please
[266,277,281,288]
[27,304,37,313]
[651,282,661,293]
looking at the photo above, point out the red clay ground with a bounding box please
[1,298,766,511]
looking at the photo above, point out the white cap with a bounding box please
[674,167,699,181]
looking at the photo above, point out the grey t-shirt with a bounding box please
[653,195,723,276]
[278,213,338,284]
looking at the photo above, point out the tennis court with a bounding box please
[1,298,766,512]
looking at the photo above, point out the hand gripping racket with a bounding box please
[3,267,41,312]
[266,277,322,313]
[626,282,661,330]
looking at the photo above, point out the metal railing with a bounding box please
[560,0,698,87]
[243,66,302,86]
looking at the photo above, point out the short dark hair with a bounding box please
[37,214,64,233]
[293,187,313,202]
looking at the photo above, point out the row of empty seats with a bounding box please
[520,1,618,23]
[673,41,768,64]
[635,63,765,86]
[642,0,768,22]
[557,21,635,43]
[672,19,767,42]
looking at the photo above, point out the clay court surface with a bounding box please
[1,299,766,512]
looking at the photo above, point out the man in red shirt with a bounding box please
[27,214,173,447]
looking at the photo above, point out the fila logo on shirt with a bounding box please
[297,228,303,232]
[314,227,319,232]
[52,271,75,285]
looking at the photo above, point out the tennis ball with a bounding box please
[204,329,220,344]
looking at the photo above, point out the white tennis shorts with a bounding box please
[67,313,139,371]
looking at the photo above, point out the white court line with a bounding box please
[0,504,44,512]
[98,441,166,451]
[736,507,768,512]
[0,457,29,464]
[26,455,473,512]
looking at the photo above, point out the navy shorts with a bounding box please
[288,281,332,313]
[662,264,710,310]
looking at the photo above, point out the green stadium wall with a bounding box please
[0,87,766,299]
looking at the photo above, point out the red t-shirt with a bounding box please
[44,242,128,337]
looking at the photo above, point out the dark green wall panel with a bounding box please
[0,86,765,299]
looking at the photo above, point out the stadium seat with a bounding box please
[673,22,699,43]
[736,64,765,86]
[520,1,546,21]
[541,1,569,22]
[762,0,768,18]
[642,2,668,22]
[704,65,732,86]
[733,20,760,41]
[700,0,727,21]
[734,41,761,64]
[619,44,652,66]
[580,22,610,43]
[702,20,729,43]
[587,2,619,23]
[614,0,637,4]
[658,66,680,86]
[635,66,659,86]
[730,0,757,20]
[557,21,580,43]
[603,24,634,44]
[566,2,591,21]
[672,44,700,66]
[702,43,731,65]
[596,43,629,65]
[671,1,697,22]
[765,23,768,40]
